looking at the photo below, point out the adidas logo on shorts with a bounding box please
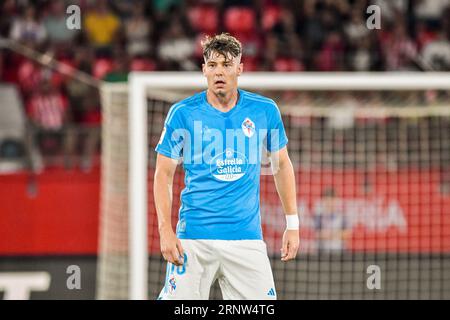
[267,288,276,296]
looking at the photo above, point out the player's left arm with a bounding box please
[271,146,299,262]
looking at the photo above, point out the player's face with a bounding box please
[202,51,243,97]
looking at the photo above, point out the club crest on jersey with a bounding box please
[241,118,255,138]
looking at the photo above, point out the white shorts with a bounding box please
[157,239,277,300]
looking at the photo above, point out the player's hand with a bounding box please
[159,226,184,266]
[281,229,299,262]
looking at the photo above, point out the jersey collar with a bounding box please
[202,88,245,117]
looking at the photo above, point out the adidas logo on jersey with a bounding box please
[267,288,276,296]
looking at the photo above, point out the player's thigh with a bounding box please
[218,240,277,300]
[158,240,217,300]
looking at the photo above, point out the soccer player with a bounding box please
[154,33,299,300]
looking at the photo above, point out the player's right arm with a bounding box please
[154,153,184,266]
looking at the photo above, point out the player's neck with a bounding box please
[206,89,239,113]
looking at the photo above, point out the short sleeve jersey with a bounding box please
[155,89,288,240]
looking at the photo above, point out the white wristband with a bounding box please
[285,214,299,230]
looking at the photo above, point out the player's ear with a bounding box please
[202,63,206,75]
[237,62,243,76]
[237,53,243,76]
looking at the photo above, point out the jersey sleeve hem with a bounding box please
[267,139,288,153]
[155,146,181,160]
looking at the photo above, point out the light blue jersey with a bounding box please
[155,89,288,240]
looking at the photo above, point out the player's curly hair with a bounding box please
[201,33,242,62]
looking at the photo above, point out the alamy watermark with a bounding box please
[66,5,81,30]
[366,5,381,30]
[66,265,81,290]
[366,265,381,290]
[159,121,284,179]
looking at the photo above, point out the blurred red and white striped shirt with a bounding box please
[27,92,68,130]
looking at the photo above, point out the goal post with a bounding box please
[98,72,450,300]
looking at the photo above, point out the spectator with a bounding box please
[83,0,121,56]
[124,2,153,57]
[43,0,80,45]
[344,8,369,45]
[381,23,418,70]
[297,0,326,68]
[9,6,47,47]
[414,0,450,28]
[26,79,75,168]
[78,93,101,172]
[350,33,383,71]
[350,38,372,71]
[66,47,94,122]
[415,21,438,51]
[269,6,302,59]
[0,0,18,37]
[316,31,345,71]
[314,187,351,253]
[16,59,44,98]
[372,0,408,24]
[103,51,130,82]
[112,0,145,19]
[153,0,183,17]
[421,30,450,71]
[157,21,196,71]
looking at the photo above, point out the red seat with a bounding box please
[273,57,304,72]
[237,32,262,57]
[241,56,259,71]
[224,6,256,34]
[130,58,156,72]
[262,5,281,31]
[188,5,219,33]
[17,60,42,94]
[93,58,113,79]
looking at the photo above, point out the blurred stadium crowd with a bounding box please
[0,0,449,172]
[2,0,450,76]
